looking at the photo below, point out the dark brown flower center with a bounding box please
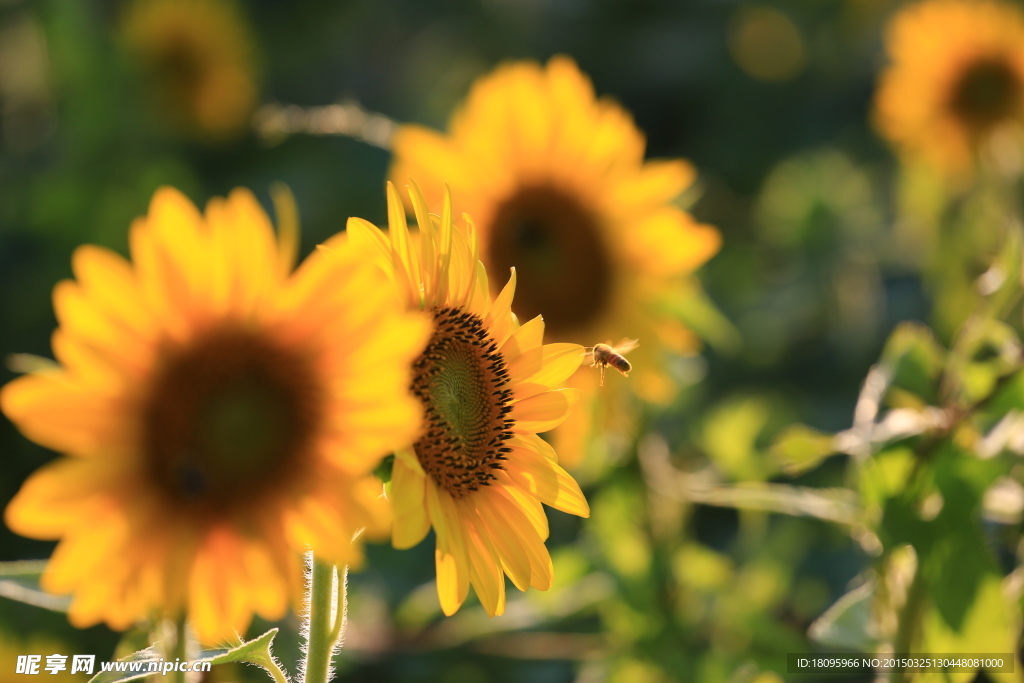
[949,57,1021,131]
[411,307,514,499]
[141,325,322,511]
[486,184,612,340]
[153,32,208,100]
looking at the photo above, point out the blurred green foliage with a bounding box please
[5,0,1024,682]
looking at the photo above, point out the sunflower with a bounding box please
[122,0,258,139]
[874,0,1024,177]
[2,187,429,643]
[343,181,590,616]
[389,56,720,465]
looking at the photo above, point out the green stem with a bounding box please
[302,558,343,683]
[261,655,290,683]
[168,616,187,683]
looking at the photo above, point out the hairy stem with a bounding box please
[168,616,187,683]
[302,558,343,683]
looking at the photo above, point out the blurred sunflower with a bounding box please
[390,56,720,466]
[343,182,590,616]
[874,0,1024,177]
[2,187,429,643]
[122,0,258,140]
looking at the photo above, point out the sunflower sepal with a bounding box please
[373,454,396,484]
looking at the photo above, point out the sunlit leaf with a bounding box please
[808,579,878,652]
[881,322,945,404]
[0,560,69,613]
[88,629,287,683]
[769,423,835,475]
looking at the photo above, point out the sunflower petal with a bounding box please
[461,506,506,617]
[391,458,431,549]
[500,314,545,363]
[426,482,470,615]
[504,444,590,517]
[511,388,582,433]
[485,268,517,345]
[471,494,532,591]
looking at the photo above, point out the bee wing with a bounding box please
[612,338,639,355]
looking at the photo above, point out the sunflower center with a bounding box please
[949,57,1021,131]
[487,184,612,340]
[152,32,207,99]
[141,325,322,510]
[411,307,514,499]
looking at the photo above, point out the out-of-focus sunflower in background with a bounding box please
[391,56,721,468]
[121,0,258,140]
[874,0,1024,181]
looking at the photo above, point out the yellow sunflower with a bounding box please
[874,0,1024,177]
[122,0,258,139]
[2,187,429,643]
[389,56,720,466]
[342,181,590,616]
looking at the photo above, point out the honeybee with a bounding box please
[585,339,639,385]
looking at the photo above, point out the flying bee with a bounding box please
[585,338,639,386]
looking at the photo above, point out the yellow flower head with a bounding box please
[122,0,258,139]
[344,181,591,617]
[874,0,1024,177]
[390,56,720,462]
[2,187,430,643]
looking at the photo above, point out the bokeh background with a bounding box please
[0,0,990,681]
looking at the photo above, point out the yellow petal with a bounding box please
[470,494,532,591]
[488,486,553,590]
[4,458,109,539]
[391,458,431,549]
[426,481,470,615]
[1,372,114,456]
[387,181,422,307]
[460,506,506,616]
[510,343,585,396]
[345,217,393,267]
[504,444,590,517]
[485,268,517,346]
[500,314,545,364]
[511,388,582,433]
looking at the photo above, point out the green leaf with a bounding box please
[202,628,276,665]
[920,573,1020,683]
[769,423,835,475]
[0,560,69,612]
[858,446,916,513]
[658,283,741,355]
[200,628,288,683]
[979,371,1024,420]
[878,495,932,554]
[807,580,878,652]
[88,629,288,683]
[923,449,1004,631]
[881,322,945,404]
[699,397,773,480]
[86,646,163,683]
